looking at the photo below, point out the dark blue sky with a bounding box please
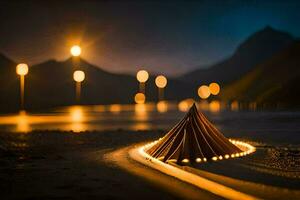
[0,0,299,76]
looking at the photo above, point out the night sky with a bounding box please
[0,0,300,76]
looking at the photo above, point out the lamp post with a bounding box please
[73,70,85,104]
[16,63,29,110]
[197,85,211,100]
[70,45,81,57]
[136,70,149,94]
[209,82,220,96]
[155,75,167,101]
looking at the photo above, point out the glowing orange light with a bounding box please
[155,75,167,88]
[73,70,85,82]
[110,104,121,113]
[178,99,194,112]
[70,45,81,57]
[16,63,29,76]
[136,70,149,83]
[209,82,220,95]
[209,100,221,112]
[198,85,211,99]
[156,101,168,113]
[134,93,146,104]
[231,101,239,111]
[70,106,83,122]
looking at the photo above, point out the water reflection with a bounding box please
[231,101,239,111]
[178,98,194,112]
[17,110,30,132]
[109,104,121,113]
[209,100,221,113]
[69,106,86,132]
[0,101,269,132]
[157,101,168,113]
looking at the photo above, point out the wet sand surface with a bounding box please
[0,129,299,200]
[0,130,183,200]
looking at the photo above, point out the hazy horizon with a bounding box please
[1,0,300,76]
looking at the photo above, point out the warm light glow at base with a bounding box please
[178,98,194,112]
[132,140,258,200]
[141,138,256,164]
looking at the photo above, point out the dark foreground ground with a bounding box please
[0,130,185,200]
[0,130,299,200]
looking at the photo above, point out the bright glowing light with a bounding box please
[134,93,146,104]
[225,154,230,159]
[182,159,189,163]
[196,158,202,163]
[136,70,149,83]
[209,82,220,95]
[212,156,218,161]
[156,101,168,113]
[198,85,211,99]
[134,143,258,200]
[70,106,83,122]
[16,63,29,76]
[110,104,121,113]
[155,75,167,88]
[178,98,194,112]
[17,110,29,132]
[209,100,221,112]
[73,70,85,82]
[70,45,81,56]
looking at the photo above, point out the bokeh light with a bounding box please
[73,70,85,82]
[209,100,221,112]
[136,70,149,83]
[209,82,220,95]
[16,63,29,76]
[155,75,167,88]
[198,85,211,99]
[178,98,194,112]
[134,93,146,104]
[70,45,82,57]
[156,101,168,113]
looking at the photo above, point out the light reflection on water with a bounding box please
[0,100,300,141]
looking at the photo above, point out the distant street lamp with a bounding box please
[73,70,85,104]
[134,92,146,104]
[136,70,149,94]
[209,82,220,95]
[70,45,82,57]
[16,63,29,110]
[198,85,211,100]
[155,75,167,101]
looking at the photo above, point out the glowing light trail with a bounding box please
[130,140,257,200]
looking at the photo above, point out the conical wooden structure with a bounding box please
[147,103,242,164]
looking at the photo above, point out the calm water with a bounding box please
[0,101,299,145]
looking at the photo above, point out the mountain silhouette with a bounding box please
[180,26,294,86]
[0,53,19,112]
[221,40,300,106]
[0,56,191,112]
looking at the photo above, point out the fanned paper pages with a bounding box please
[147,103,242,164]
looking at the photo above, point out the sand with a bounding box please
[1,129,299,200]
[0,130,181,200]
